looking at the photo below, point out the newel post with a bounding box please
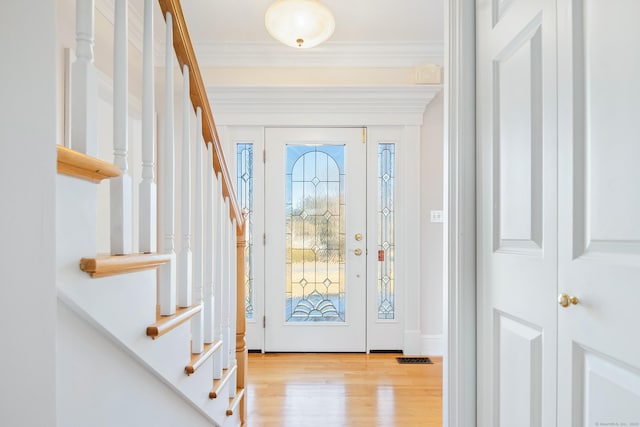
[235,221,248,424]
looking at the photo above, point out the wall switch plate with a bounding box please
[430,210,444,223]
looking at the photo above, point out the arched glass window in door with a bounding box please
[285,145,345,322]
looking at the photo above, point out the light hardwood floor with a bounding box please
[246,353,442,426]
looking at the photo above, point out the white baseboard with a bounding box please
[421,334,444,356]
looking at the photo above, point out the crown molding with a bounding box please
[195,41,445,68]
[206,85,442,126]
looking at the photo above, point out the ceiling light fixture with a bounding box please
[265,0,336,49]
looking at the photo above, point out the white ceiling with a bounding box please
[179,0,444,68]
[182,0,443,43]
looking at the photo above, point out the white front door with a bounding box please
[478,0,640,425]
[476,0,559,425]
[263,127,367,352]
[557,1,640,424]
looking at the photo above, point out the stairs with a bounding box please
[57,147,245,427]
[55,0,248,424]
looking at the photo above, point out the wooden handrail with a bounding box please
[151,3,248,420]
[157,0,244,230]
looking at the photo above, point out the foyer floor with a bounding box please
[246,352,442,426]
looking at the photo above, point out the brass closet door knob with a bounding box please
[558,293,579,308]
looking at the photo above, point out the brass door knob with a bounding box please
[354,248,363,256]
[558,293,579,308]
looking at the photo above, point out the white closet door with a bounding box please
[557,1,640,425]
[476,0,558,425]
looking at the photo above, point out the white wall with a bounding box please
[0,0,58,425]
[420,91,444,355]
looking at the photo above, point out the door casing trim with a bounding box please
[444,0,477,426]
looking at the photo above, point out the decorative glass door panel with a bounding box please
[286,145,345,322]
[265,128,366,352]
[377,143,395,320]
[236,143,254,320]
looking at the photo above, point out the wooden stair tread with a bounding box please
[57,145,121,183]
[80,253,172,278]
[146,304,203,340]
[185,340,222,375]
[226,388,245,416]
[209,364,237,399]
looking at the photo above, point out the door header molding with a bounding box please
[206,85,441,127]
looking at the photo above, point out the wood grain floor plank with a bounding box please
[246,353,442,426]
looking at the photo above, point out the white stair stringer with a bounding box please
[58,290,241,427]
[58,291,221,427]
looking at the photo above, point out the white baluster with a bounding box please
[158,11,176,316]
[139,0,156,254]
[231,220,238,364]
[204,142,215,344]
[222,196,231,370]
[178,64,192,308]
[71,0,97,155]
[191,108,204,354]
[213,171,224,379]
[111,0,132,255]
[228,217,238,397]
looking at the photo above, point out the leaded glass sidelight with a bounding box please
[378,144,395,319]
[285,145,345,322]
[237,143,254,320]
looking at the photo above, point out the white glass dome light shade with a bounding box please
[265,0,336,49]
